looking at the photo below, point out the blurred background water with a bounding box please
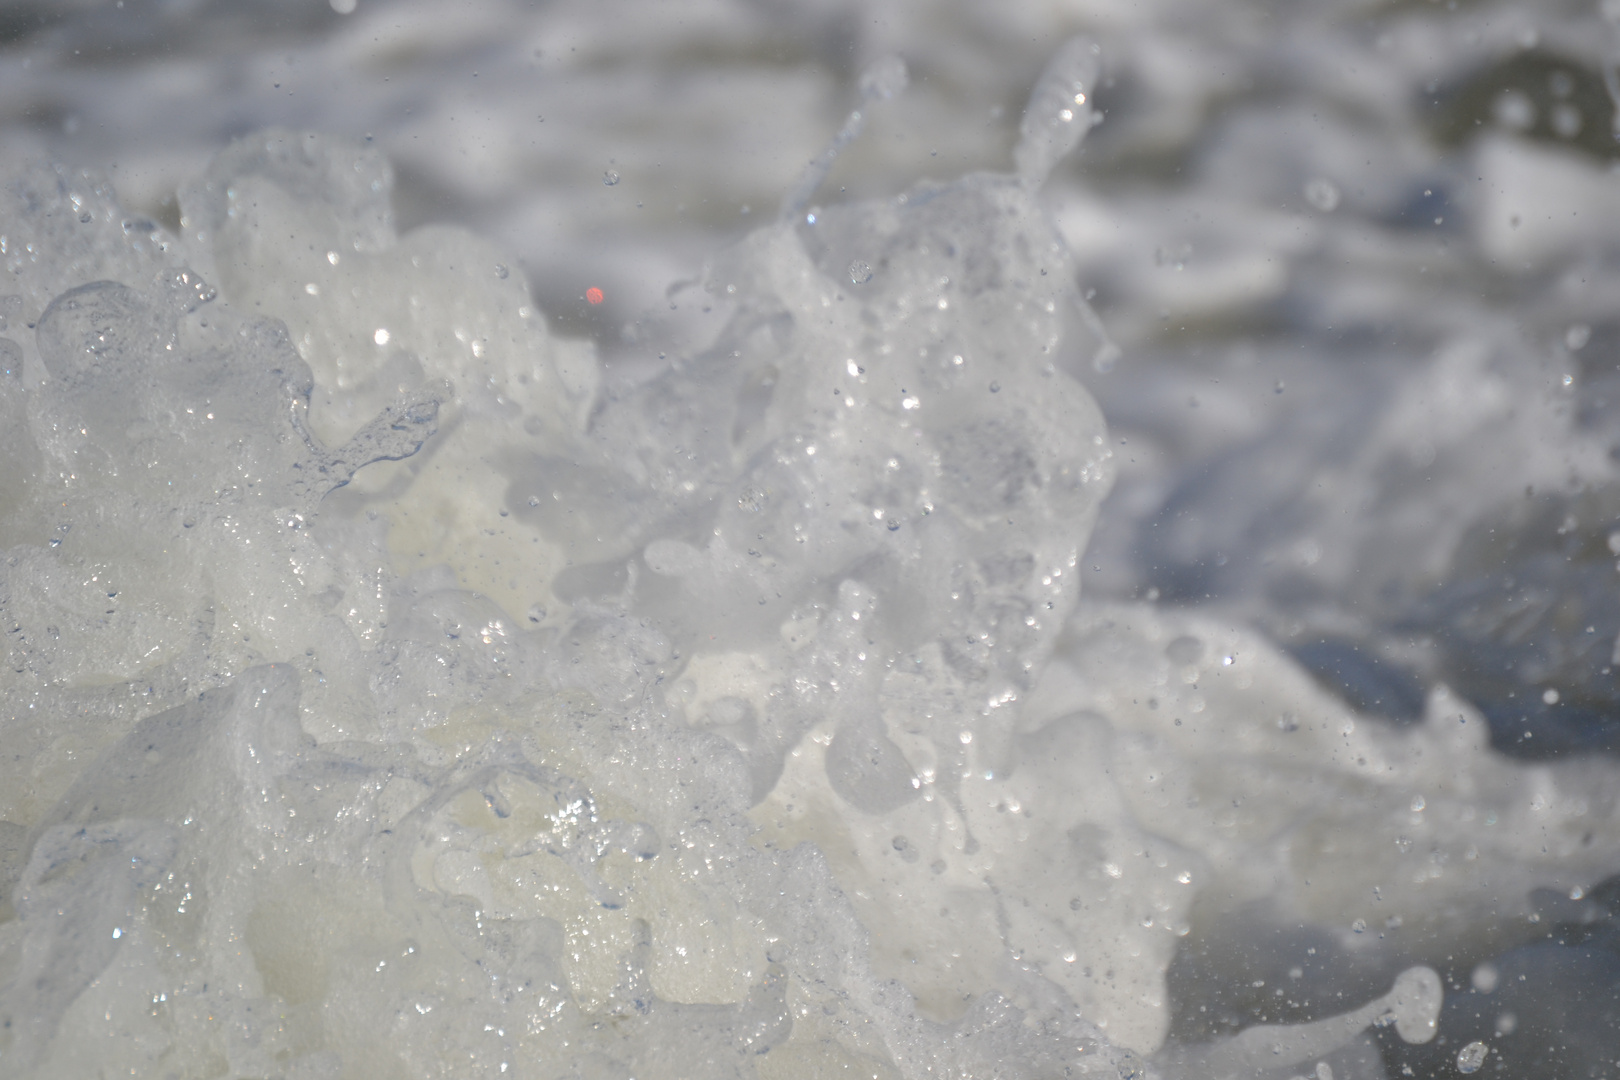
[5,0,1620,1073]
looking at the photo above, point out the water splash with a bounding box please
[1015,37,1102,188]
[779,54,908,218]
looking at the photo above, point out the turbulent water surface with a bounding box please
[3,1,1620,1078]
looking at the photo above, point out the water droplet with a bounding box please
[858,55,909,102]
[989,381,1000,393]
[1543,688,1560,705]
[495,263,509,279]
[1551,102,1583,139]
[1566,324,1592,350]
[1472,963,1499,993]
[1351,918,1367,933]
[1116,1053,1145,1080]
[1304,177,1341,213]
[1390,966,1444,1043]
[1494,89,1535,131]
[849,260,873,285]
[603,170,620,186]
[1410,794,1426,812]
[1456,1040,1488,1074]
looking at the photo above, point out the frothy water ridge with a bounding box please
[4,2,1620,1078]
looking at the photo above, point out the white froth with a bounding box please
[3,18,1620,1080]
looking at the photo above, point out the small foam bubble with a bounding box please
[1305,177,1341,212]
[1456,1040,1489,1074]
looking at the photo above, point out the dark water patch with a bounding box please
[1428,49,1618,163]
[1289,637,1428,725]
[1411,489,1620,759]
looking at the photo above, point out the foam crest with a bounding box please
[1015,36,1102,187]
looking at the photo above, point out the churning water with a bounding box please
[2,1,1620,1078]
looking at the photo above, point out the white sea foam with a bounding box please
[5,7,1620,1079]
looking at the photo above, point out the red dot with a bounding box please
[586,287,604,305]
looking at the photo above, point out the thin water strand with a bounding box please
[779,55,908,219]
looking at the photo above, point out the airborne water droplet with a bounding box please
[858,55,909,102]
[1456,1041,1488,1074]
[603,170,620,186]
[849,261,873,285]
[1304,177,1341,213]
